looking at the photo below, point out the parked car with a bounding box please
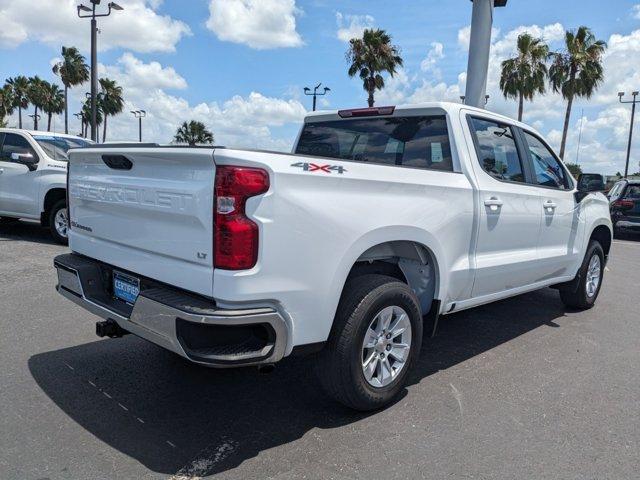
[54,102,612,410]
[607,178,640,234]
[0,129,93,243]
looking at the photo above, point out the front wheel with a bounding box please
[48,199,69,245]
[316,274,423,411]
[560,240,605,309]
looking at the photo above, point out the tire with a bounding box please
[560,240,605,310]
[316,274,423,411]
[48,199,69,245]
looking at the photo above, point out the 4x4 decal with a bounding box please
[291,162,347,174]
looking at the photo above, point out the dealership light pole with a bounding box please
[464,0,508,109]
[304,83,330,111]
[619,91,639,178]
[77,0,124,142]
[131,110,146,142]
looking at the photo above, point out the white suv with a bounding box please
[0,129,93,243]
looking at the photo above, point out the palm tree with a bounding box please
[0,84,15,127]
[27,76,49,130]
[549,26,607,159]
[81,98,102,138]
[346,28,403,107]
[499,33,549,121]
[42,83,65,131]
[99,78,124,142]
[7,76,30,128]
[53,46,89,134]
[174,121,214,146]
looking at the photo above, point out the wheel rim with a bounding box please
[585,254,601,298]
[54,208,68,238]
[361,305,412,388]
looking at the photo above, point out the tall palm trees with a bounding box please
[7,76,30,128]
[499,33,549,121]
[0,84,15,127]
[99,78,124,142]
[347,29,403,107]
[26,76,49,130]
[42,83,65,131]
[53,47,89,134]
[549,26,607,159]
[174,121,214,146]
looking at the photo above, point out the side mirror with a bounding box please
[11,152,38,171]
[575,173,605,202]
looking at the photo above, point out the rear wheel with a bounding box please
[560,240,604,309]
[316,274,423,411]
[48,199,68,245]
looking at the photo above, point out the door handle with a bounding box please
[484,196,503,211]
[544,200,557,212]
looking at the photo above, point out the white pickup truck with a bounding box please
[54,102,612,410]
[0,128,93,243]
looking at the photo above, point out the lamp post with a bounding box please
[77,0,124,142]
[619,91,639,178]
[29,114,41,130]
[464,0,508,108]
[131,110,146,142]
[74,112,85,137]
[304,83,330,111]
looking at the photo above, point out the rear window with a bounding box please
[294,115,453,172]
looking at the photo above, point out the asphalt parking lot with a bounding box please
[1,221,639,480]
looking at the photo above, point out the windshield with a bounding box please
[32,135,93,161]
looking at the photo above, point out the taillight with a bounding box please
[613,199,634,210]
[214,166,269,270]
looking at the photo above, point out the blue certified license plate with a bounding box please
[113,271,140,304]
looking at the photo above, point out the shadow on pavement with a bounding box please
[29,287,567,477]
[0,219,57,246]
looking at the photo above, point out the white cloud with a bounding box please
[633,4,640,19]
[420,42,445,77]
[0,0,191,52]
[100,53,188,95]
[206,0,303,49]
[336,12,375,43]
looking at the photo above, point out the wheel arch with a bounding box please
[330,227,447,323]
[589,224,612,261]
[41,188,66,226]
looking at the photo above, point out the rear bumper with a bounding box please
[615,219,640,230]
[54,253,288,367]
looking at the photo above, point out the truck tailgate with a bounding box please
[67,148,215,297]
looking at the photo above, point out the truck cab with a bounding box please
[0,128,93,243]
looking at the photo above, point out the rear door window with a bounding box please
[624,185,640,199]
[469,117,525,183]
[295,115,453,172]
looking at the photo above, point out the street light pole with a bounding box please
[77,1,124,142]
[304,83,331,111]
[131,110,146,142]
[619,91,639,178]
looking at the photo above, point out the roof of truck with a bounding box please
[0,128,89,141]
[304,101,530,130]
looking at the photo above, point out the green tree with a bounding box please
[27,76,49,130]
[500,33,549,121]
[0,83,15,127]
[99,77,124,142]
[6,76,30,128]
[53,46,89,134]
[42,83,65,131]
[564,162,583,177]
[174,121,214,146]
[346,28,403,107]
[81,98,102,138]
[549,26,607,159]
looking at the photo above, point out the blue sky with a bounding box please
[1,0,640,174]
